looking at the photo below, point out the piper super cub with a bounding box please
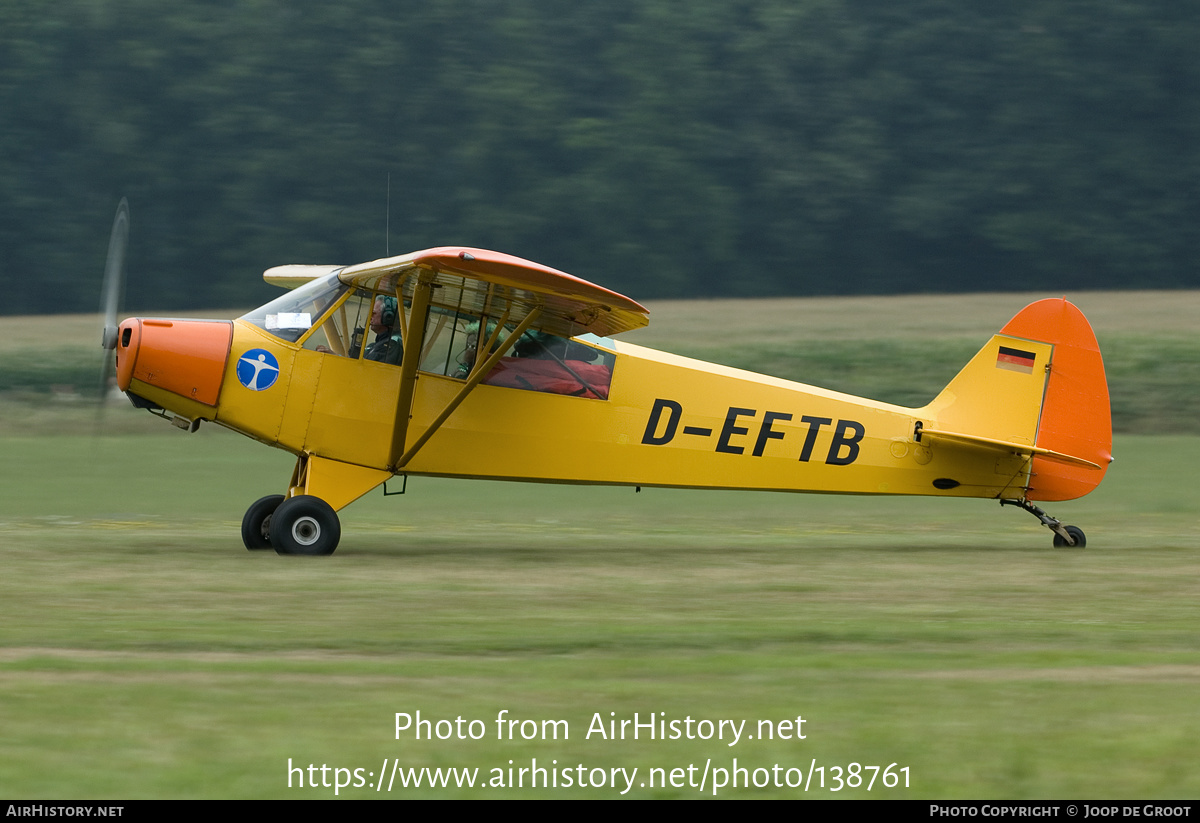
[102,208,1112,555]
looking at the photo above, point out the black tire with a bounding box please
[1053,525,1086,549]
[269,495,341,556]
[242,494,285,551]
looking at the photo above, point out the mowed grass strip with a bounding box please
[0,291,1194,797]
[0,427,1197,797]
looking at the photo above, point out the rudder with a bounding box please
[916,298,1112,502]
[1000,298,1112,501]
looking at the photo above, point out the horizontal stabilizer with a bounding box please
[917,427,1104,471]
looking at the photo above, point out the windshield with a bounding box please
[239,274,348,343]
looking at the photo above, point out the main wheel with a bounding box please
[242,494,285,550]
[1053,525,1086,548]
[269,495,341,556]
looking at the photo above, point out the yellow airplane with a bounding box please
[105,238,1112,555]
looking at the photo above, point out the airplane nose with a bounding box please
[115,318,233,406]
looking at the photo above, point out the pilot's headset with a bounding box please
[377,296,398,328]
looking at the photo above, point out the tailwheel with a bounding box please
[269,495,341,556]
[242,494,285,551]
[1052,525,1086,549]
[1000,499,1087,549]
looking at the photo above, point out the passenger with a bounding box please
[453,321,501,378]
[364,296,403,365]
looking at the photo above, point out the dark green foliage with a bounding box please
[2,1,1197,314]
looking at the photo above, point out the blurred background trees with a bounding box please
[2,0,1196,314]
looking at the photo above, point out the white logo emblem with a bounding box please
[236,349,280,391]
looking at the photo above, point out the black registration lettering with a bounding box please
[641,399,865,468]
[826,420,865,465]
[753,411,793,457]
[641,398,682,445]
[797,416,832,462]
[716,407,756,454]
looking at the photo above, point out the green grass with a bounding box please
[0,293,1197,798]
[1,424,1198,798]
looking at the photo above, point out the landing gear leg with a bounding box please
[1000,499,1086,548]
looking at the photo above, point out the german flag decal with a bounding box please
[996,345,1037,374]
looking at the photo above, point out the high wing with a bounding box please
[299,247,649,473]
[263,264,344,290]
[337,246,649,340]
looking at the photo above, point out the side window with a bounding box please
[302,290,374,358]
[484,331,615,400]
[415,312,616,400]
[301,290,405,367]
[417,307,477,377]
[360,294,405,366]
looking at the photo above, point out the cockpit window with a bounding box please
[418,307,615,399]
[301,289,372,357]
[240,274,348,343]
[241,274,616,397]
[301,290,405,366]
[482,329,615,399]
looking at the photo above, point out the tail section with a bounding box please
[917,298,1112,501]
[1001,298,1112,501]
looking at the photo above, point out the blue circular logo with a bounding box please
[236,349,280,391]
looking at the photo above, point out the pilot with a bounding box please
[364,296,403,365]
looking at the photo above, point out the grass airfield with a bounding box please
[1,291,1198,798]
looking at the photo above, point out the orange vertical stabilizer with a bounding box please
[1001,299,1112,501]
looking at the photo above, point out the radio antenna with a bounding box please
[385,172,391,256]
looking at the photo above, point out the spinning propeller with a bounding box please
[98,198,129,399]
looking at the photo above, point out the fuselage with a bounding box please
[118,315,1032,503]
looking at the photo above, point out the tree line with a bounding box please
[1,0,1196,315]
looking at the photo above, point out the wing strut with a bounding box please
[389,273,435,469]
[384,272,544,475]
[391,306,543,471]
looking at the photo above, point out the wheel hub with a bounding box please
[292,516,321,546]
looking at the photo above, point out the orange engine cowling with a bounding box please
[115,318,233,407]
